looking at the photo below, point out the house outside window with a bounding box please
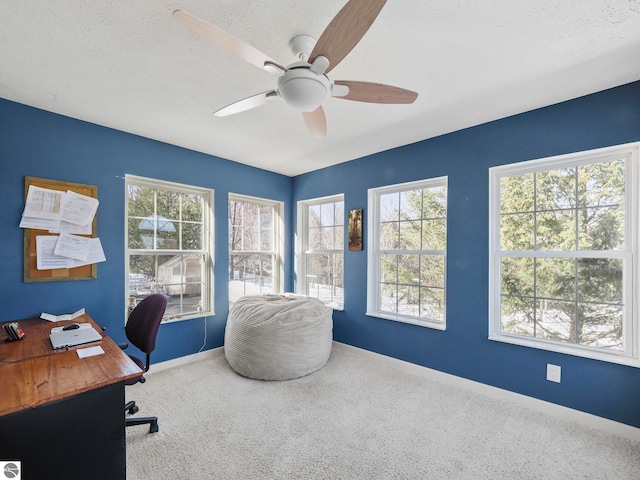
[228,194,283,303]
[367,178,448,329]
[296,195,345,309]
[489,143,640,367]
[125,175,214,323]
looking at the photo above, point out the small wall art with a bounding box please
[348,208,363,251]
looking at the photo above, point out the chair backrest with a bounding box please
[126,294,167,355]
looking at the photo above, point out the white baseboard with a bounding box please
[332,342,640,442]
[148,347,225,375]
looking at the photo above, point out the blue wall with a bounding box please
[0,99,292,362]
[292,81,640,428]
[2,81,639,428]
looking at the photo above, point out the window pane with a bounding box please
[422,186,447,219]
[181,193,203,222]
[399,220,421,250]
[260,228,273,251]
[578,160,624,208]
[420,287,444,321]
[379,282,397,314]
[156,222,179,250]
[397,254,419,286]
[535,210,575,250]
[397,285,420,316]
[536,168,576,211]
[500,295,535,336]
[399,190,422,220]
[334,201,345,226]
[156,190,181,220]
[309,205,322,227]
[127,185,154,217]
[182,223,202,250]
[500,173,534,214]
[380,193,399,222]
[535,299,575,343]
[380,222,399,250]
[536,258,576,301]
[335,224,344,250]
[578,303,623,350]
[501,257,534,297]
[420,255,445,288]
[422,218,446,250]
[577,206,624,250]
[380,254,397,284]
[500,213,534,250]
[577,258,623,304]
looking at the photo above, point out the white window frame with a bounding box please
[228,193,284,302]
[488,143,640,367]
[125,175,214,323]
[367,177,448,330]
[296,194,345,309]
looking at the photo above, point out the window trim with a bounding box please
[366,177,448,330]
[296,194,345,310]
[228,193,284,301]
[488,143,640,367]
[125,174,214,323]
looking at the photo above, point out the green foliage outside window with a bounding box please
[499,159,625,350]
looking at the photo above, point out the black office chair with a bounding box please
[122,293,167,433]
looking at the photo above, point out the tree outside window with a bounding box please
[489,143,640,366]
[126,176,213,322]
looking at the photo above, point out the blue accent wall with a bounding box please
[0,99,292,363]
[292,81,640,428]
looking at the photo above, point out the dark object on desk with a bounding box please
[63,322,80,330]
[122,293,167,433]
[3,322,25,341]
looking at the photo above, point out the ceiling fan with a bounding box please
[173,0,418,138]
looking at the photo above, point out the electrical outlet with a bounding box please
[547,364,561,383]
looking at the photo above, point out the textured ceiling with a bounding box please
[1,1,640,176]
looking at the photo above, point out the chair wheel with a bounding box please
[128,405,139,415]
[149,421,159,433]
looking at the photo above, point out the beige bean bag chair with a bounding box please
[224,295,333,380]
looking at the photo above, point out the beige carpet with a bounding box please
[126,345,640,479]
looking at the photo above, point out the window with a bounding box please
[297,195,344,309]
[367,178,448,329]
[489,143,640,366]
[126,175,214,322]
[228,194,283,303]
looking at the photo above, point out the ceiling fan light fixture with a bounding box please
[277,68,330,111]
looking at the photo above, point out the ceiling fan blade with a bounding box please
[332,81,418,104]
[214,91,278,117]
[173,10,285,73]
[302,106,327,138]
[309,0,387,74]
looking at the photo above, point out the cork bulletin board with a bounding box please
[23,176,98,282]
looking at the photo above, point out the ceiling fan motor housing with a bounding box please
[277,66,330,112]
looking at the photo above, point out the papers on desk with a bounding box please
[77,345,105,359]
[20,186,106,270]
[41,308,86,322]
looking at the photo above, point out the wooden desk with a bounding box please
[0,314,142,479]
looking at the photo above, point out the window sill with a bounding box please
[489,332,640,368]
[366,311,446,331]
[161,311,214,324]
